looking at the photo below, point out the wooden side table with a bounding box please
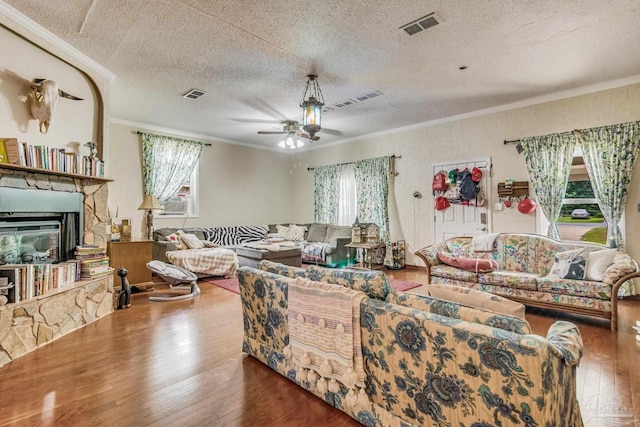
[345,243,386,270]
[107,239,154,289]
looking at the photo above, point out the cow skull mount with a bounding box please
[28,79,83,134]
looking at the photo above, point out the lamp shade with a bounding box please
[138,194,162,210]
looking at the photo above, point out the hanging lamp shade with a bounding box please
[279,134,304,149]
[300,75,324,138]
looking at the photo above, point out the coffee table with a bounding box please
[236,245,302,268]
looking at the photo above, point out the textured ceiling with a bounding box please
[6,0,640,149]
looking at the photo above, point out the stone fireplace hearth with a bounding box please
[0,168,109,245]
[0,167,114,367]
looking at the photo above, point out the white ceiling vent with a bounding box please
[400,13,440,36]
[182,89,206,100]
[324,91,383,113]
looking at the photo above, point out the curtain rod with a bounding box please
[503,139,521,145]
[306,154,401,171]
[133,131,212,147]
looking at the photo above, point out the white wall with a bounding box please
[292,83,640,271]
[108,122,293,238]
[0,25,98,157]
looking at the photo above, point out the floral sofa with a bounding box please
[415,233,640,331]
[238,260,584,426]
[153,223,352,267]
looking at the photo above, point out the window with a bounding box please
[157,162,199,217]
[337,164,357,226]
[554,148,609,244]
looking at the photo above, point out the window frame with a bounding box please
[154,162,199,219]
[536,146,623,244]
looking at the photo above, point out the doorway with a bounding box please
[432,157,491,243]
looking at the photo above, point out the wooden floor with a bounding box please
[1,268,639,427]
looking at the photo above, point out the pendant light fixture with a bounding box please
[300,74,325,138]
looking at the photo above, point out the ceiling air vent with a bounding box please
[400,13,440,36]
[182,89,206,100]
[323,91,383,113]
[355,91,382,102]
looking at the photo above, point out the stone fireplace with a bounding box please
[0,169,109,245]
[0,168,113,367]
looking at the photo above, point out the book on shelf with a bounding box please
[0,267,21,303]
[0,262,79,303]
[0,138,20,165]
[75,245,107,256]
[0,139,105,177]
[0,140,7,164]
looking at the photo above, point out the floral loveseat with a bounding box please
[415,233,640,331]
[238,260,584,426]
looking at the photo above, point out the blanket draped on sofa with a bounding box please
[285,278,367,408]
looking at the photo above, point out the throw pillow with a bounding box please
[427,283,526,319]
[288,224,307,242]
[306,223,328,243]
[165,233,185,250]
[549,247,588,280]
[585,248,617,281]
[276,225,292,240]
[437,251,497,273]
[177,231,205,249]
[201,240,219,248]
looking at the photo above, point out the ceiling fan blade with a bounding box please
[229,118,282,124]
[297,131,320,141]
[258,131,285,135]
[319,127,342,136]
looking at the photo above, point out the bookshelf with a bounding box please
[0,163,113,183]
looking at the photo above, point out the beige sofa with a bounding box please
[415,233,640,330]
[153,223,353,268]
[238,260,584,426]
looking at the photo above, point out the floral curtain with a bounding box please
[575,122,640,250]
[354,156,391,264]
[141,133,203,204]
[521,132,576,239]
[313,164,341,224]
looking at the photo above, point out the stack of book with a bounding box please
[0,262,79,304]
[0,137,105,177]
[75,245,112,279]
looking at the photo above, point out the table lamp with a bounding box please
[138,194,162,240]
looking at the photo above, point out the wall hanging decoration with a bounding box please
[28,79,83,134]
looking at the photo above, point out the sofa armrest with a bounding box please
[602,253,639,285]
[153,240,179,263]
[327,236,351,249]
[545,321,583,366]
[414,242,447,266]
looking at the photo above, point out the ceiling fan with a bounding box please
[258,120,320,141]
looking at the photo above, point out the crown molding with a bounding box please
[0,2,116,82]
[110,117,283,153]
[311,73,640,151]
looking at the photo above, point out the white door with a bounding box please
[432,157,491,243]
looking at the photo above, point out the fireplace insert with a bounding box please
[0,187,83,265]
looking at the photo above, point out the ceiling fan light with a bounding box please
[278,139,286,148]
[296,138,304,148]
[286,134,296,149]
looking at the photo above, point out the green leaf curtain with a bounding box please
[354,156,391,265]
[354,156,390,242]
[313,164,341,224]
[575,122,640,249]
[141,133,204,204]
[521,132,577,240]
